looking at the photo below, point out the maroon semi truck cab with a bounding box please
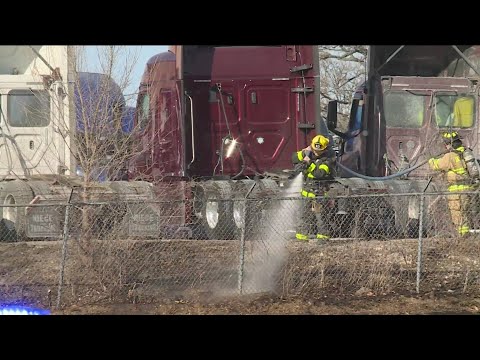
[340,75,479,179]
[335,46,480,180]
[382,76,478,178]
[129,46,325,239]
[131,51,180,179]
[130,45,322,181]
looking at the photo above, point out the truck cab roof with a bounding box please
[373,45,473,76]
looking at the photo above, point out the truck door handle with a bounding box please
[250,91,257,104]
[185,92,195,169]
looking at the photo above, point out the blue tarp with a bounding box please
[75,72,127,133]
[121,106,135,134]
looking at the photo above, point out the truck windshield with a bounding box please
[434,92,475,128]
[384,91,426,128]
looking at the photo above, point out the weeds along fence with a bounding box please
[1,190,480,309]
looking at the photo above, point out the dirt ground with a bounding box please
[3,239,480,315]
[53,292,480,315]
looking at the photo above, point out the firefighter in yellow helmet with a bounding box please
[291,134,336,242]
[428,131,475,236]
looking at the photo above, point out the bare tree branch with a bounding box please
[319,45,367,62]
[318,46,367,131]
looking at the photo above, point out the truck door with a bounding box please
[0,86,58,177]
[131,92,152,177]
[152,88,182,177]
[209,77,296,175]
[241,79,294,173]
[183,45,315,177]
[212,81,241,175]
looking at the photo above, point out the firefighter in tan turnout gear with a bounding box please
[428,131,479,236]
[292,134,335,241]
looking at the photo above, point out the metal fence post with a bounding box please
[237,201,246,295]
[416,178,432,294]
[416,193,425,294]
[56,189,74,309]
[238,182,256,295]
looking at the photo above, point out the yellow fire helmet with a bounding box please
[311,134,329,152]
[442,131,461,144]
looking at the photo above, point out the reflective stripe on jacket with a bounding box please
[292,148,333,197]
[428,150,469,184]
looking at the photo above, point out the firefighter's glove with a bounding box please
[294,162,307,173]
[314,158,335,179]
[325,157,336,168]
[315,159,334,168]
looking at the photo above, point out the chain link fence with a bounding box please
[1,188,480,309]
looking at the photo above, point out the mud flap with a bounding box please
[408,196,420,219]
[312,202,322,213]
[25,195,65,238]
[406,195,429,238]
[126,203,161,238]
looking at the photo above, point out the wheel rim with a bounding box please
[233,201,245,228]
[4,195,17,231]
[205,200,219,228]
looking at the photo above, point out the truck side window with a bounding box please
[347,99,359,131]
[345,98,363,152]
[347,84,365,135]
[137,94,150,131]
[434,94,475,128]
[208,89,218,103]
[348,98,363,133]
[7,90,50,127]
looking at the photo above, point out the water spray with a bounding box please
[241,172,304,294]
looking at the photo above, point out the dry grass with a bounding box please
[2,236,480,311]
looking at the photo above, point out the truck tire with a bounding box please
[28,181,53,198]
[232,196,266,241]
[230,180,254,240]
[331,212,355,238]
[194,183,235,240]
[108,181,138,234]
[0,181,35,242]
[246,179,283,239]
[349,197,396,240]
[232,198,248,236]
[227,179,280,241]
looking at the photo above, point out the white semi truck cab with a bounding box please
[0,46,73,179]
[0,46,157,242]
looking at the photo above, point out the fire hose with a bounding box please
[291,150,449,181]
[336,150,449,181]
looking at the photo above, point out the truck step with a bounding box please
[291,87,314,94]
[297,123,315,130]
[290,64,313,73]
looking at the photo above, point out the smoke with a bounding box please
[242,173,303,294]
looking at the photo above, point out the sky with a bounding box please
[83,46,168,106]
